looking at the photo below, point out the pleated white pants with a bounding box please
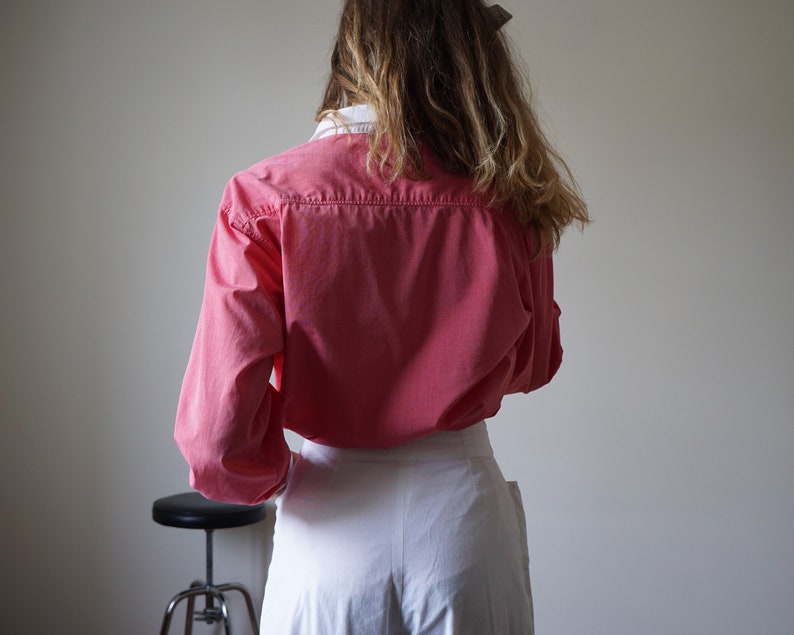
[260,422,534,634]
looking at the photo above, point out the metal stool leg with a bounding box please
[218,582,260,635]
[160,585,206,635]
[184,580,203,635]
[160,584,234,635]
[201,587,233,635]
[160,526,257,635]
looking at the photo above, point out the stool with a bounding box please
[153,491,267,635]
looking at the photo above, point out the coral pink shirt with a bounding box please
[175,108,562,504]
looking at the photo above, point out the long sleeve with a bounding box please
[505,239,563,395]
[174,181,289,504]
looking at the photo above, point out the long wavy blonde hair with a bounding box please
[318,0,589,251]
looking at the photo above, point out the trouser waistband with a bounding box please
[300,421,493,462]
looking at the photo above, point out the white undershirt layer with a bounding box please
[309,104,376,141]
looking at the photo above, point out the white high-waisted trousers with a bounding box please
[260,422,534,635]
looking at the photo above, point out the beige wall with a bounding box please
[1,1,792,633]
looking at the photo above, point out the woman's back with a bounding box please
[191,116,561,455]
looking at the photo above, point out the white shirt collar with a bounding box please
[310,104,376,141]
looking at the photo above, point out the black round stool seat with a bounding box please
[152,491,267,530]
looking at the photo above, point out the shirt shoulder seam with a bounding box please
[281,197,494,209]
